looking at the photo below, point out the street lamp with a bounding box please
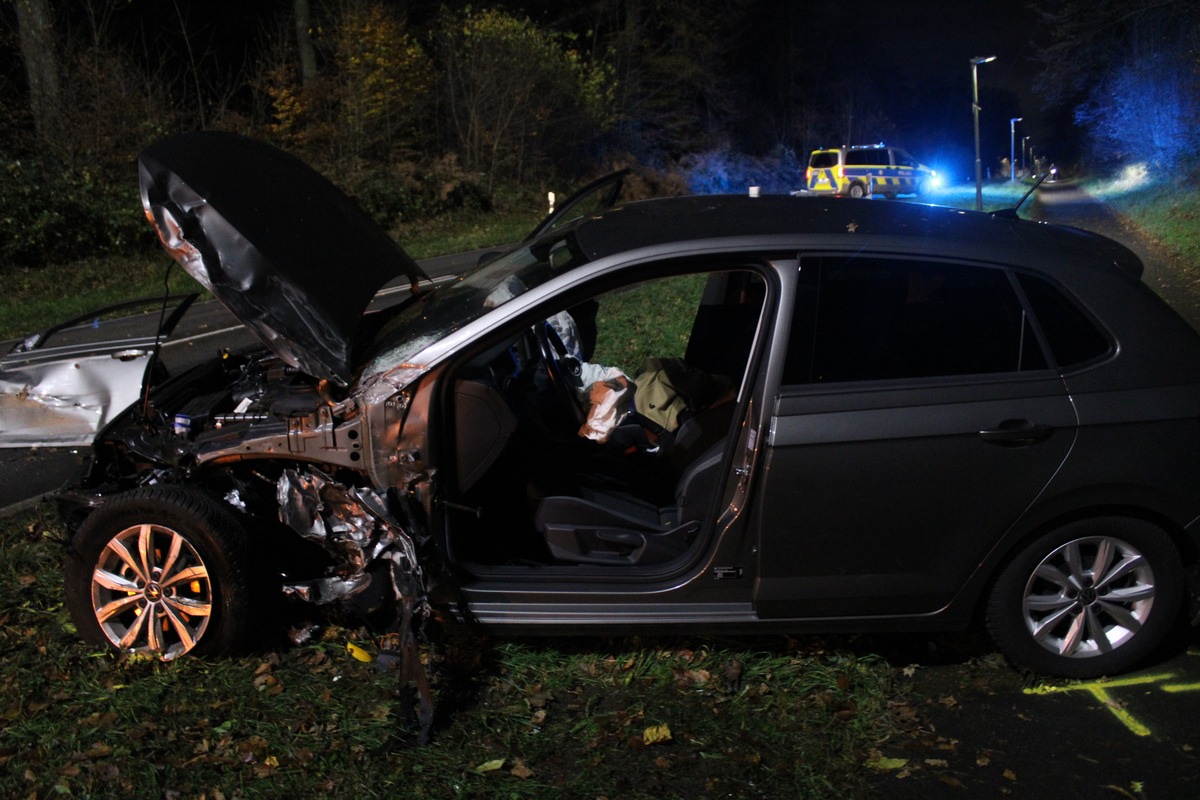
[1010,117,1023,181]
[1022,136,1030,172]
[971,55,996,211]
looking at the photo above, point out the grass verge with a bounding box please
[0,252,199,341]
[395,203,543,262]
[1085,175,1200,264]
[923,180,1035,212]
[2,506,899,799]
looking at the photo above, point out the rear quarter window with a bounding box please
[1018,274,1112,368]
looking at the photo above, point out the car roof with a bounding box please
[570,195,1144,282]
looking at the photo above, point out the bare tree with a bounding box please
[294,0,317,86]
[13,0,62,146]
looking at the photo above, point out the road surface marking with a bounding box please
[1024,673,1176,737]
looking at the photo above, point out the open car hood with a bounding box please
[139,132,427,386]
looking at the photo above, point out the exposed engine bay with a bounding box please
[62,345,431,616]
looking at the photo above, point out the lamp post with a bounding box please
[1010,117,1023,181]
[971,55,996,211]
[1022,136,1030,172]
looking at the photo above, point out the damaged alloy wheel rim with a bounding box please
[90,523,213,659]
[1021,535,1155,659]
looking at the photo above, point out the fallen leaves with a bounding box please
[674,668,712,688]
[642,723,672,745]
[252,671,283,696]
[80,710,117,727]
[346,642,373,663]
[84,743,114,759]
[469,755,538,779]
[0,567,908,800]
[867,755,910,771]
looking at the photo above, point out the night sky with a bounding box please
[783,0,1053,169]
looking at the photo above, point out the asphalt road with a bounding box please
[863,628,1200,799]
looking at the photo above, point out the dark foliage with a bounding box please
[0,159,154,268]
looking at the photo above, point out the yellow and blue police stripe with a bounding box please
[809,167,921,195]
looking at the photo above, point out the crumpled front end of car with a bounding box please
[57,336,436,660]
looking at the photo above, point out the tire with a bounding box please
[848,183,867,199]
[64,486,260,660]
[986,518,1184,678]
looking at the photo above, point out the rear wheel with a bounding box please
[848,183,867,199]
[986,518,1184,678]
[64,486,260,660]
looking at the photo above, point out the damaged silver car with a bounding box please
[60,132,1200,689]
[0,294,196,448]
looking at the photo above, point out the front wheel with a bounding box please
[986,518,1184,678]
[64,486,260,660]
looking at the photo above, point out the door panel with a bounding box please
[753,253,1075,619]
[754,378,1075,617]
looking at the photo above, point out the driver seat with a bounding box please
[533,439,726,566]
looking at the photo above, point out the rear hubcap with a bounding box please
[1021,535,1155,659]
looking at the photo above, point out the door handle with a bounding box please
[979,419,1055,447]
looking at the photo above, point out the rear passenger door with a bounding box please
[753,255,1077,618]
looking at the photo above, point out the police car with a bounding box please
[805,143,938,199]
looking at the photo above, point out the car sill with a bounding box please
[463,601,755,627]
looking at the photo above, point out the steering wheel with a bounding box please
[532,322,584,424]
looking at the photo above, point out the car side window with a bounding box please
[1017,273,1111,368]
[784,256,1046,384]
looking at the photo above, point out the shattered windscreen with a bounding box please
[361,233,587,378]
